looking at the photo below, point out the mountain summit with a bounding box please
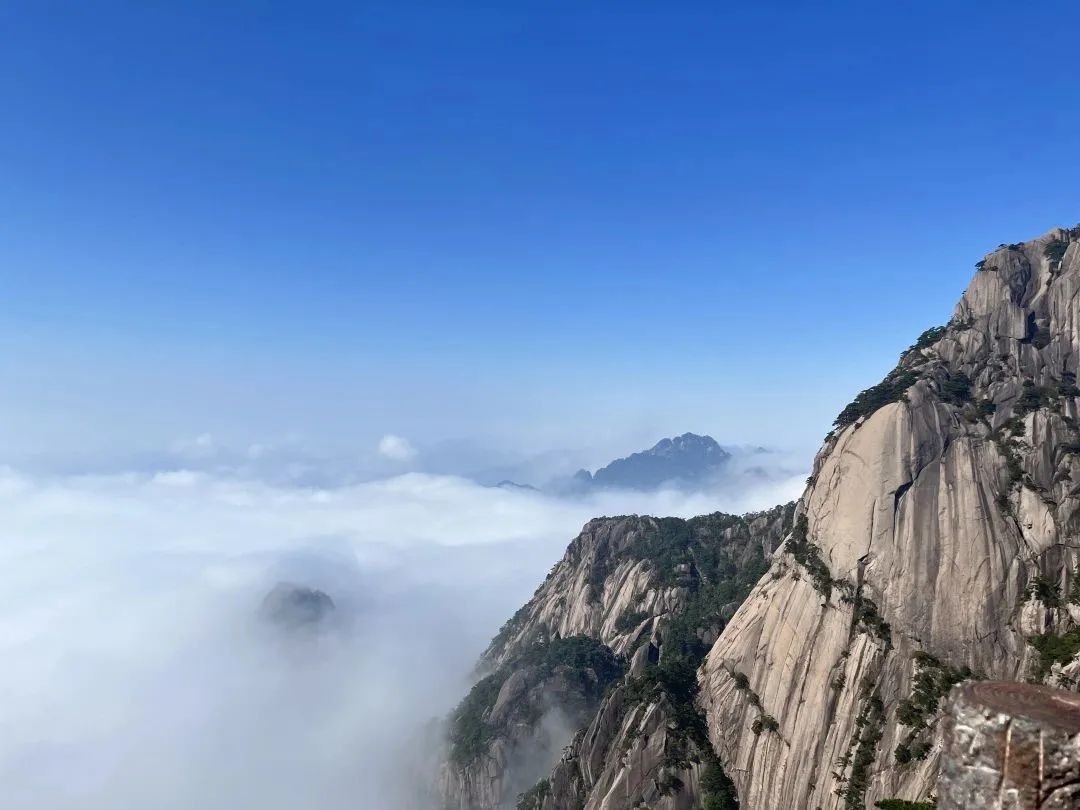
[437,223,1080,810]
[702,224,1080,809]
[572,432,731,491]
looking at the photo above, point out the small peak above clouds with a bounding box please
[260,582,336,629]
[641,432,729,460]
[377,434,417,462]
[556,432,735,493]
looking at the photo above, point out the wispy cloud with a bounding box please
[377,434,418,463]
[0,464,803,809]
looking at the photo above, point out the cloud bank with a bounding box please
[0,464,804,809]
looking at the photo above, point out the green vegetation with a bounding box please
[788,514,834,598]
[701,761,740,810]
[614,609,649,634]
[622,660,714,778]
[624,513,745,588]
[896,652,973,730]
[852,595,892,647]
[622,658,741,806]
[751,714,779,735]
[876,801,936,810]
[1044,238,1069,264]
[1016,380,1057,415]
[488,504,797,806]
[905,326,947,357]
[840,688,886,809]
[626,659,707,755]
[490,604,530,651]
[893,739,931,764]
[619,505,792,659]
[1059,372,1080,399]
[1026,575,1061,608]
[992,416,1026,494]
[516,779,550,810]
[834,370,919,428]
[894,652,975,764]
[600,509,795,805]
[1028,628,1080,681]
[446,635,623,766]
[938,372,972,406]
[447,672,508,766]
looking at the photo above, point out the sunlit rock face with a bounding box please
[438,506,792,810]
[260,582,335,628]
[701,226,1080,809]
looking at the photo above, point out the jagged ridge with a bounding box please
[701,224,1080,810]
[440,505,793,810]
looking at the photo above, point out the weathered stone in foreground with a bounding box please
[939,681,1080,809]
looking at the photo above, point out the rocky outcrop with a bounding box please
[938,681,1080,809]
[440,636,624,810]
[701,225,1080,809]
[440,505,793,810]
[259,582,335,627]
[486,509,791,668]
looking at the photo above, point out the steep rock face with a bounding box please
[522,672,723,810]
[701,226,1080,809]
[441,505,792,810]
[486,510,790,668]
[440,636,624,810]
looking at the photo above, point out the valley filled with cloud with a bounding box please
[0,463,803,809]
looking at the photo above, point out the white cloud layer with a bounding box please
[0,465,803,809]
[377,434,418,462]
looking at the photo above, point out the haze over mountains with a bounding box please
[7,3,1080,809]
[10,222,1080,810]
[437,223,1080,810]
[566,433,731,491]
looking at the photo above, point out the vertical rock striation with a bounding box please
[700,226,1080,808]
[439,506,793,810]
[938,681,1080,809]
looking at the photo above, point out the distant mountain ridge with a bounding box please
[437,223,1080,810]
[570,432,731,491]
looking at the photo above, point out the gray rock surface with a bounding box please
[701,225,1080,809]
[440,506,792,810]
[938,681,1080,809]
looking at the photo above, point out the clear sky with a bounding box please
[3,1,1080,473]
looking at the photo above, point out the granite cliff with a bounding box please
[439,507,793,809]
[440,223,1080,809]
[701,225,1080,809]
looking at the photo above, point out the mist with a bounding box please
[0,464,804,809]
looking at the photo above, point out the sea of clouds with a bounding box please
[0,464,804,809]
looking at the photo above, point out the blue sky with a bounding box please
[3,1,1080,472]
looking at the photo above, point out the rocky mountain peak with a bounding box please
[701,221,1080,809]
[438,221,1080,810]
[570,432,732,492]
